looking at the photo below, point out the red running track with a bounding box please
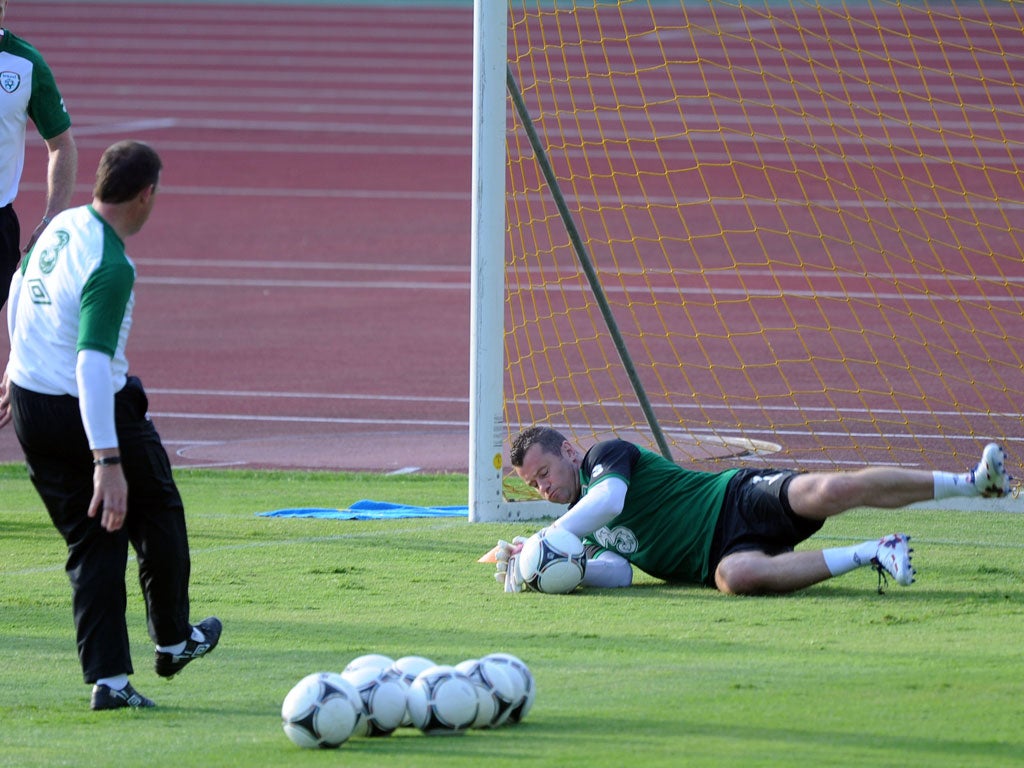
[0,2,477,472]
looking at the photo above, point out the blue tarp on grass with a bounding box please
[258,499,468,520]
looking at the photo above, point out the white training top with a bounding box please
[0,29,73,206]
[6,204,135,396]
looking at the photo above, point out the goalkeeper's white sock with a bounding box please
[932,470,978,499]
[822,539,880,576]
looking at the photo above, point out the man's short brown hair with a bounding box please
[93,140,162,203]
[509,426,568,467]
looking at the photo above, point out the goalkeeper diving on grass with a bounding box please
[491,426,1013,595]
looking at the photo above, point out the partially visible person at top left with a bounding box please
[0,0,78,308]
[0,140,222,711]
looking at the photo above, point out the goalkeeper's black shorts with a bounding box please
[704,468,824,586]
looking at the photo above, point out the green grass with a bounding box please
[1,463,1022,767]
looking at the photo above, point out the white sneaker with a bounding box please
[973,443,1010,498]
[872,533,914,590]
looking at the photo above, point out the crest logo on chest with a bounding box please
[0,71,21,93]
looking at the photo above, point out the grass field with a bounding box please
[1,463,1022,768]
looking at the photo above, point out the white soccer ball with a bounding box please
[281,672,362,749]
[455,658,518,728]
[390,655,436,686]
[389,655,437,727]
[341,664,408,737]
[343,653,395,675]
[481,652,535,724]
[517,527,587,594]
[406,664,479,735]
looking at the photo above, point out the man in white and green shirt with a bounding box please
[0,141,221,711]
[0,0,78,307]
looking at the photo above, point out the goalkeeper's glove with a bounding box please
[493,537,527,592]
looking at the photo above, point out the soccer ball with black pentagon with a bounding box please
[517,526,587,593]
[482,652,535,724]
[455,657,518,728]
[281,672,361,749]
[406,664,479,735]
[342,664,408,737]
[389,655,436,727]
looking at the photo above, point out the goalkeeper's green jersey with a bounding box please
[579,440,738,585]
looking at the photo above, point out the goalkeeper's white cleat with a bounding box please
[972,443,1011,498]
[872,533,914,592]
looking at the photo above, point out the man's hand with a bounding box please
[88,462,129,532]
[494,537,527,592]
[22,220,48,256]
[0,371,11,430]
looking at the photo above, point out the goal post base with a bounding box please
[468,499,566,524]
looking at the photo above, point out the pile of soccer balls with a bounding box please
[281,652,535,749]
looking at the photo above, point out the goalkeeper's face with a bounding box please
[515,442,582,505]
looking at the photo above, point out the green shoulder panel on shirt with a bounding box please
[596,447,739,584]
[78,212,133,357]
[2,31,72,139]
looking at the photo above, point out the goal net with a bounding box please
[469,0,1023,521]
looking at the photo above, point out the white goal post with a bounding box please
[468,0,558,523]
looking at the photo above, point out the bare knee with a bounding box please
[715,553,768,595]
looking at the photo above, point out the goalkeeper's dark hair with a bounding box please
[94,140,162,203]
[510,426,568,467]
